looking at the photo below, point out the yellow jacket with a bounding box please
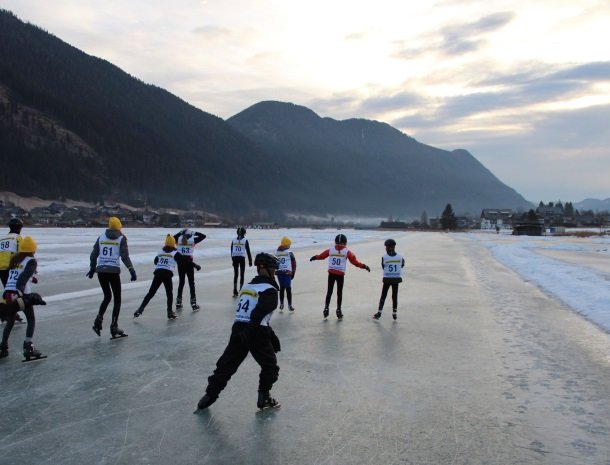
[0,233,21,270]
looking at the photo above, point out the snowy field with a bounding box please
[460,231,610,332]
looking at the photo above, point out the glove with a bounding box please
[130,269,137,281]
[248,262,253,267]
[194,264,202,271]
[31,276,38,284]
[269,329,281,353]
[309,256,316,262]
[86,270,95,279]
[364,265,370,272]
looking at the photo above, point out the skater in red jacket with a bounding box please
[310,234,370,320]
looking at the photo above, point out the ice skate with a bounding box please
[372,311,382,320]
[279,303,284,312]
[167,312,178,320]
[22,341,46,362]
[288,305,295,312]
[194,393,217,413]
[257,391,281,412]
[0,343,8,359]
[110,323,127,339]
[191,298,200,312]
[323,307,329,319]
[175,297,183,311]
[336,309,343,320]
[92,314,103,336]
[232,288,238,298]
[392,310,397,321]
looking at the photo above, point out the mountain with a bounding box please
[228,101,531,216]
[1,9,531,220]
[0,9,276,215]
[574,198,610,212]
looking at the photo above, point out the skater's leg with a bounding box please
[250,337,280,393]
[177,265,186,301]
[336,275,344,310]
[162,275,174,316]
[139,275,163,312]
[279,286,285,307]
[324,273,335,308]
[206,330,249,397]
[22,305,35,339]
[378,282,391,311]
[97,273,113,316]
[238,258,246,289]
[1,312,15,346]
[232,258,239,292]
[391,283,399,310]
[186,265,196,301]
[108,274,122,324]
[286,287,292,307]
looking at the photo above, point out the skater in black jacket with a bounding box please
[134,235,191,320]
[172,229,206,311]
[196,252,282,412]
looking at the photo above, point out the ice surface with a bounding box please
[0,228,608,464]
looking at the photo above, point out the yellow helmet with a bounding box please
[280,236,291,247]
[108,217,122,230]
[165,234,176,247]
[19,236,37,253]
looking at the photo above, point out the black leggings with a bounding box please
[1,303,35,345]
[325,273,345,310]
[177,263,195,301]
[379,282,399,310]
[97,272,122,323]
[206,324,279,398]
[139,272,173,315]
[232,257,246,290]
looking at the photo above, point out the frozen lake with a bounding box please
[1,228,609,464]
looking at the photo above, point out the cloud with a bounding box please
[192,24,232,40]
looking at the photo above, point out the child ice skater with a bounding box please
[195,253,282,412]
[134,235,191,321]
[0,236,46,361]
[373,239,405,321]
[310,234,370,320]
[230,227,252,297]
[173,229,206,311]
[276,236,296,311]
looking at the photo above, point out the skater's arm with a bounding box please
[89,238,100,271]
[119,236,135,272]
[290,252,296,278]
[347,251,369,270]
[249,288,278,324]
[401,257,405,268]
[310,249,329,261]
[16,259,37,293]
[193,232,206,244]
[173,230,183,241]
[246,240,252,266]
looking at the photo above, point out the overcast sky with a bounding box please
[3,0,609,203]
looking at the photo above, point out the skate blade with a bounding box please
[256,403,281,414]
[109,334,128,340]
[22,355,48,363]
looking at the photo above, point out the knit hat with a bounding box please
[108,217,122,230]
[280,236,291,247]
[19,236,37,253]
[165,234,176,247]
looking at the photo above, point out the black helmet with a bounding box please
[254,252,279,269]
[384,239,396,247]
[8,218,23,231]
[335,234,347,245]
[237,227,246,237]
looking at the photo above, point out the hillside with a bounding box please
[228,101,531,216]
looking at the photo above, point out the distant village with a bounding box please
[0,199,607,236]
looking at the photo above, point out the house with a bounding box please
[480,209,513,230]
